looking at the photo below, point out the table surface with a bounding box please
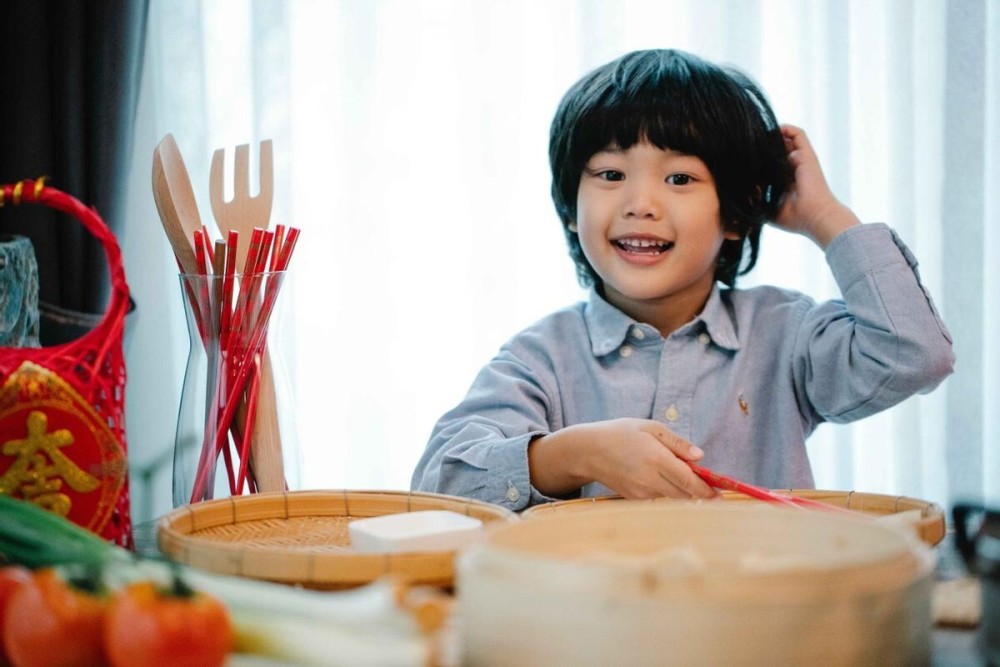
[135,520,987,666]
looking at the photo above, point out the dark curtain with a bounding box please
[0,0,148,344]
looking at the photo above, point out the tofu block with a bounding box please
[348,510,484,553]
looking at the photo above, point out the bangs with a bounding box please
[571,67,709,161]
[563,50,782,199]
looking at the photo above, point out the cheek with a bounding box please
[574,178,610,221]
[574,190,590,222]
[576,224,602,258]
[573,195,601,245]
[574,222,612,274]
[686,196,726,236]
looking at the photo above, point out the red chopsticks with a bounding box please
[689,464,859,516]
[182,224,300,503]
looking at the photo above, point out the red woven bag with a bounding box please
[0,178,132,548]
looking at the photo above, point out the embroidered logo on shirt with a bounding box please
[738,394,749,417]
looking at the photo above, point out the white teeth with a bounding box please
[620,238,668,248]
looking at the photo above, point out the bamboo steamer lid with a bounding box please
[520,489,946,546]
[458,503,934,666]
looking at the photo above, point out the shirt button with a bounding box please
[505,485,520,502]
[665,405,679,421]
[620,345,633,357]
[698,333,710,345]
[631,328,645,340]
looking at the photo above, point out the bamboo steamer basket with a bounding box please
[521,489,946,546]
[157,489,517,589]
[459,502,935,666]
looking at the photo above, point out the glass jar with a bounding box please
[173,271,298,506]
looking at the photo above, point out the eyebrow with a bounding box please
[591,145,697,160]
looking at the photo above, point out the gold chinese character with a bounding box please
[0,410,99,515]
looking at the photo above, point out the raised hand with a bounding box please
[773,124,860,248]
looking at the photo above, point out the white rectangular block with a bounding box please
[349,510,484,553]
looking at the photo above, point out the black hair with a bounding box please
[548,49,792,288]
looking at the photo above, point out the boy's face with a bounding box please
[574,141,737,329]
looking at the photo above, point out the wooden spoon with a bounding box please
[152,134,204,274]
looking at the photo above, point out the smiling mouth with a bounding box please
[613,238,674,254]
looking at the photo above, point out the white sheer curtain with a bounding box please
[122,0,998,523]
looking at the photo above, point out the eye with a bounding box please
[666,174,692,186]
[597,170,625,182]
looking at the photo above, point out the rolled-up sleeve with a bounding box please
[792,223,955,423]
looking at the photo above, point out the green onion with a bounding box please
[0,495,432,666]
[0,494,129,568]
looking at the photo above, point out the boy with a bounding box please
[411,49,954,510]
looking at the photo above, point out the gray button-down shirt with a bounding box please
[411,224,955,510]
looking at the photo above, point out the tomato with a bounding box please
[104,579,233,667]
[0,566,32,667]
[2,568,107,667]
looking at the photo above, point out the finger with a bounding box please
[780,125,817,157]
[786,148,806,168]
[658,465,718,499]
[647,426,704,462]
[780,123,804,140]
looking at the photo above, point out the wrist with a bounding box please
[808,202,861,249]
[564,423,601,484]
[528,426,596,495]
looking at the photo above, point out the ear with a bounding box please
[722,219,741,241]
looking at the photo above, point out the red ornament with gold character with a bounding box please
[0,179,132,548]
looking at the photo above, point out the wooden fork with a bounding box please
[209,140,274,271]
[208,139,285,494]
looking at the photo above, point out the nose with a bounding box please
[623,180,662,220]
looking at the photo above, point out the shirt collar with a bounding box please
[698,286,740,351]
[583,285,741,356]
[584,290,637,356]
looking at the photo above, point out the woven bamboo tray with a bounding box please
[520,489,945,546]
[156,489,518,589]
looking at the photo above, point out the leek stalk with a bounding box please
[0,496,432,666]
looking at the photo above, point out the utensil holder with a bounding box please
[173,271,297,506]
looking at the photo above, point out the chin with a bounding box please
[605,285,672,303]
